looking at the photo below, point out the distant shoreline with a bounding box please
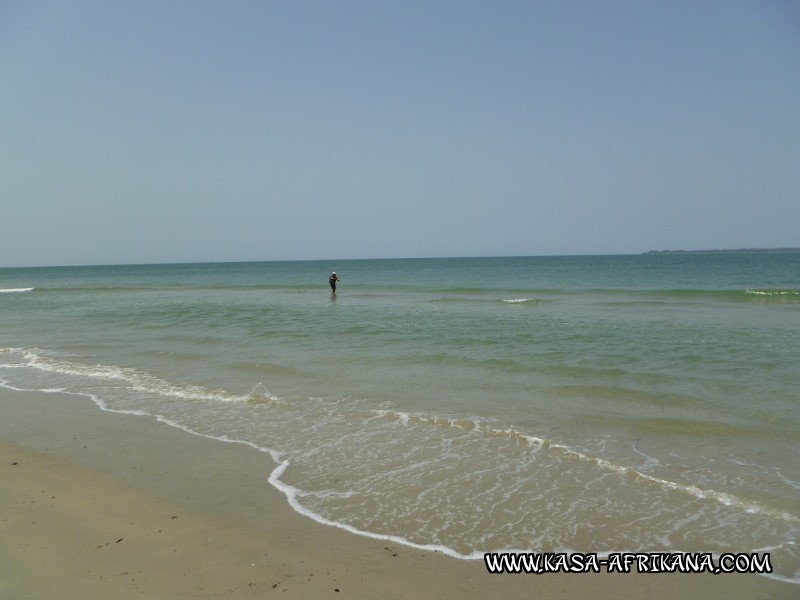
[644,248,800,254]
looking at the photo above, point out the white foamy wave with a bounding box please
[374,409,547,449]
[369,407,800,525]
[545,442,800,524]
[267,459,482,560]
[500,298,541,305]
[0,288,33,293]
[16,348,262,406]
[745,289,800,296]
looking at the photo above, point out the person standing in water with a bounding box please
[329,271,340,293]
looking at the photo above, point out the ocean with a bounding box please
[1,254,798,581]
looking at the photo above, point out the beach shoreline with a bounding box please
[0,387,794,599]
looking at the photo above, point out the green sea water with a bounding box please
[1,254,798,581]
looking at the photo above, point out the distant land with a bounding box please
[644,248,800,254]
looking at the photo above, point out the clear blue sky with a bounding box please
[2,0,799,266]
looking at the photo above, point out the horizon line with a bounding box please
[2,248,799,270]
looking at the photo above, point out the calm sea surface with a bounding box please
[1,254,798,581]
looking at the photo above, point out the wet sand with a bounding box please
[0,388,793,599]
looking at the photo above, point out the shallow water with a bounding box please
[1,254,798,581]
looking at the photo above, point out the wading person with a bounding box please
[329,271,340,293]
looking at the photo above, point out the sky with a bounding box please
[2,0,799,267]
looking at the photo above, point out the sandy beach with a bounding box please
[0,388,794,599]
